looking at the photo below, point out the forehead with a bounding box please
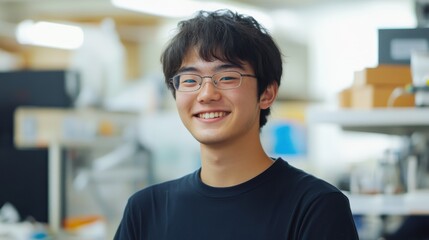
[179,47,253,73]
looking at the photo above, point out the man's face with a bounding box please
[174,48,263,147]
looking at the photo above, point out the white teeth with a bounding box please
[198,112,226,119]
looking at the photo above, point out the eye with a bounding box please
[217,72,240,84]
[182,79,197,84]
[219,75,238,81]
[179,75,199,85]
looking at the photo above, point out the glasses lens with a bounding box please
[214,72,242,89]
[173,72,243,92]
[174,74,201,92]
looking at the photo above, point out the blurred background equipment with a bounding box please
[0,70,78,227]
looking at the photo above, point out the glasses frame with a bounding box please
[170,71,257,92]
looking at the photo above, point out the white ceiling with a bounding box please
[0,0,360,23]
[0,0,416,53]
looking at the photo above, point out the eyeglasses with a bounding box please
[170,71,257,92]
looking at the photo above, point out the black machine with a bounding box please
[0,70,79,223]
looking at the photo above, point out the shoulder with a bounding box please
[273,158,346,200]
[273,159,358,238]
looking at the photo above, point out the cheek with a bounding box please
[175,94,193,112]
[229,87,258,106]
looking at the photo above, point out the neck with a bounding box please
[199,134,273,187]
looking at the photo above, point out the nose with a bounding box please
[197,78,221,103]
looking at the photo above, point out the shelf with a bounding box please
[14,107,138,148]
[308,107,429,215]
[345,191,429,215]
[307,107,429,135]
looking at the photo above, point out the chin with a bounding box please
[193,133,226,145]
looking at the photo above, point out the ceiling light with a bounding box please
[111,0,273,30]
[112,0,199,18]
[16,20,84,50]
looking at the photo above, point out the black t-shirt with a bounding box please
[114,158,359,239]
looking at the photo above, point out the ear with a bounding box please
[259,82,278,110]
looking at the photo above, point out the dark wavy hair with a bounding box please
[160,9,283,128]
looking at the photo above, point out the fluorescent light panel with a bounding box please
[112,0,198,18]
[111,0,273,30]
[16,20,84,50]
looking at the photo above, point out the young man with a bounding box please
[114,10,359,239]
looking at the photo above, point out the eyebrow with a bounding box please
[176,63,244,75]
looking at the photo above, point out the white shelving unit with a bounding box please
[14,107,137,148]
[307,107,429,135]
[345,191,429,215]
[308,106,429,215]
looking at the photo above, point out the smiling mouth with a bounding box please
[197,112,228,119]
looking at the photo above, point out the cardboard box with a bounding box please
[353,65,412,86]
[351,85,415,109]
[338,87,352,108]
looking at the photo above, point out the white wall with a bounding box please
[307,1,415,103]
[273,0,416,103]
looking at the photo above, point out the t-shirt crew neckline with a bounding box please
[190,158,284,198]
